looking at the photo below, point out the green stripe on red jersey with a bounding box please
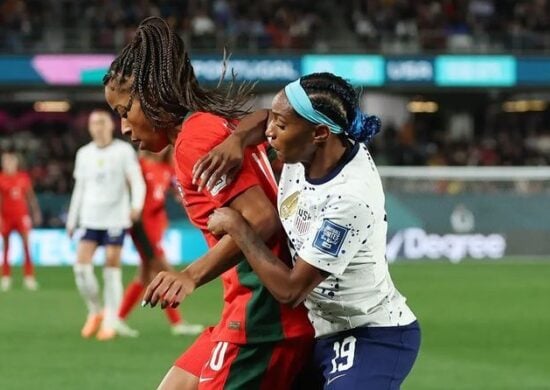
[236,260,285,343]
[224,341,275,390]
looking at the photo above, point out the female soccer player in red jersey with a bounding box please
[104,17,313,390]
[117,148,204,337]
[0,152,42,291]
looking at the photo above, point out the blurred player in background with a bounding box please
[116,147,204,337]
[201,73,421,389]
[104,17,313,390]
[0,152,42,291]
[66,109,145,341]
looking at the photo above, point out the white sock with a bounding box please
[102,267,123,329]
[73,263,102,315]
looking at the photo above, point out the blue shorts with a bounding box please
[81,228,126,247]
[314,321,421,389]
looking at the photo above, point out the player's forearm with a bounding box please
[66,181,84,229]
[183,234,243,288]
[185,204,280,288]
[233,109,270,147]
[27,192,41,218]
[128,171,146,212]
[225,221,305,306]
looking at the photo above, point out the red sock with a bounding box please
[23,241,33,277]
[2,237,10,277]
[118,281,144,320]
[164,307,182,325]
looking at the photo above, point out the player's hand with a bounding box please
[192,134,244,192]
[130,209,141,223]
[66,226,75,238]
[142,270,196,309]
[207,207,243,236]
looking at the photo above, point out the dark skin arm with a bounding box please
[208,208,328,307]
[142,185,281,308]
[192,109,271,192]
[26,187,42,226]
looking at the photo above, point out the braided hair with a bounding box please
[299,72,381,143]
[103,17,253,129]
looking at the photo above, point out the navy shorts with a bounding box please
[314,321,421,389]
[81,228,126,246]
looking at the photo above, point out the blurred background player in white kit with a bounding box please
[66,109,145,341]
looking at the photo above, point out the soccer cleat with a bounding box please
[171,322,205,336]
[96,327,116,341]
[1,276,11,292]
[81,312,103,338]
[23,276,39,291]
[114,320,139,338]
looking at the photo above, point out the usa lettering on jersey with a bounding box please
[294,206,313,236]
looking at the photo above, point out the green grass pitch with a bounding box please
[1,260,549,389]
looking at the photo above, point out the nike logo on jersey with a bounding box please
[199,377,214,383]
[326,373,347,386]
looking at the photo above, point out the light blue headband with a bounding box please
[284,79,343,134]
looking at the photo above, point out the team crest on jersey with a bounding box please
[280,191,300,219]
[313,219,349,257]
[174,180,185,202]
[294,206,313,235]
[208,174,229,196]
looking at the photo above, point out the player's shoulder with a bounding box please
[174,112,233,171]
[111,139,134,152]
[18,171,31,181]
[178,112,232,146]
[77,141,95,153]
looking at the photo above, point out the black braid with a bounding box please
[300,72,358,130]
[103,17,254,129]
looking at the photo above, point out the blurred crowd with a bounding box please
[373,108,550,166]
[1,0,550,53]
[0,109,91,194]
[0,105,548,198]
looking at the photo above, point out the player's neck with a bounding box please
[167,125,182,146]
[306,138,349,181]
[95,139,113,148]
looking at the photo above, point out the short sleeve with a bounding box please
[122,143,141,176]
[175,114,262,208]
[297,196,374,276]
[203,148,262,207]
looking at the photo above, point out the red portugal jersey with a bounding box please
[174,112,313,344]
[0,171,31,218]
[140,158,172,230]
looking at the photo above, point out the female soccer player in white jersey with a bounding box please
[67,109,146,341]
[197,72,421,389]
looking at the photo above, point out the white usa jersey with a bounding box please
[67,139,145,230]
[278,143,416,337]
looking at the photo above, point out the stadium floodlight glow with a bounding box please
[502,100,547,112]
[406,101,438,113]
[33,100,71,112]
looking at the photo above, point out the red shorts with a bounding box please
[130,218,165,261]
[1,215,31,236]
[175,327,313,390]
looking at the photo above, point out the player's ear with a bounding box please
[312,124,330,145]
